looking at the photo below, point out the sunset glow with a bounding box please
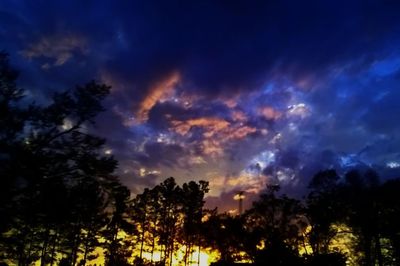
[2,1,400,265]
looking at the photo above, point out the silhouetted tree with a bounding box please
[244,185,306,264]
[131,188,153,261]
[103,182,133,266]
[306,170,343,255]
[61,180,108,266]
[180,180,209,266]
[379,179,400,264]
[342,169,382,266]
[0,53,129,266]
[304,252,346,266]
[202,210,246,263]
[305,168,400,265]
[154,177,182,266]
[0,52,30,235]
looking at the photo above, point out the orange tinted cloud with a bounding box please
[136,72,180,123]
[231,110,247,122]
[223,98,238,108]
[208,172,266,200]
[170,116,257,157]
[202,139,225,156]
[228,125,257,139]
[171,117,230,137]
[258,106,282,120]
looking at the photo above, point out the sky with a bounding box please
[1,0,400,212]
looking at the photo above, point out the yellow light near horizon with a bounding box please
[141,246,219,266]
[233,193,245,200]
[31,229,220,266]
[33,247,104,266]
[142,251,162,262]
[191,250,218,266]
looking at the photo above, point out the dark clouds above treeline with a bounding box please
[2,0,400,211]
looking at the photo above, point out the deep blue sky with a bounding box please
[2,0,400,211]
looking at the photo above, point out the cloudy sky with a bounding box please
[2,0,400,211]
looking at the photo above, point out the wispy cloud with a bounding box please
[136,72,180,123]
[21,34,87,68]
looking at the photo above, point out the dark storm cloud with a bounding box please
[2,0,400,205]
[104,0,400,98]
[264,57,400,195]
[133,141,186,169]
[3,0,400,97]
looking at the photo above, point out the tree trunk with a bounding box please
[150,236,155,263]
[169,245,174,266]
[188,243,193,265]
[50,232,58,266]
[140,229,145,259]
[169,231,175,266]
[184,242,189,266]
[40,227,50,266]
[364,236,372,266]
[71,227,82,266]
[375,235,383,266]
[197,245,201,266]
[82,229,92,266]
[17,235,26,266]
[160,242,165,264]
[25,232,34,266]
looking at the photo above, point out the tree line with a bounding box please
[0,52,209,266]
[1,52,400,266]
